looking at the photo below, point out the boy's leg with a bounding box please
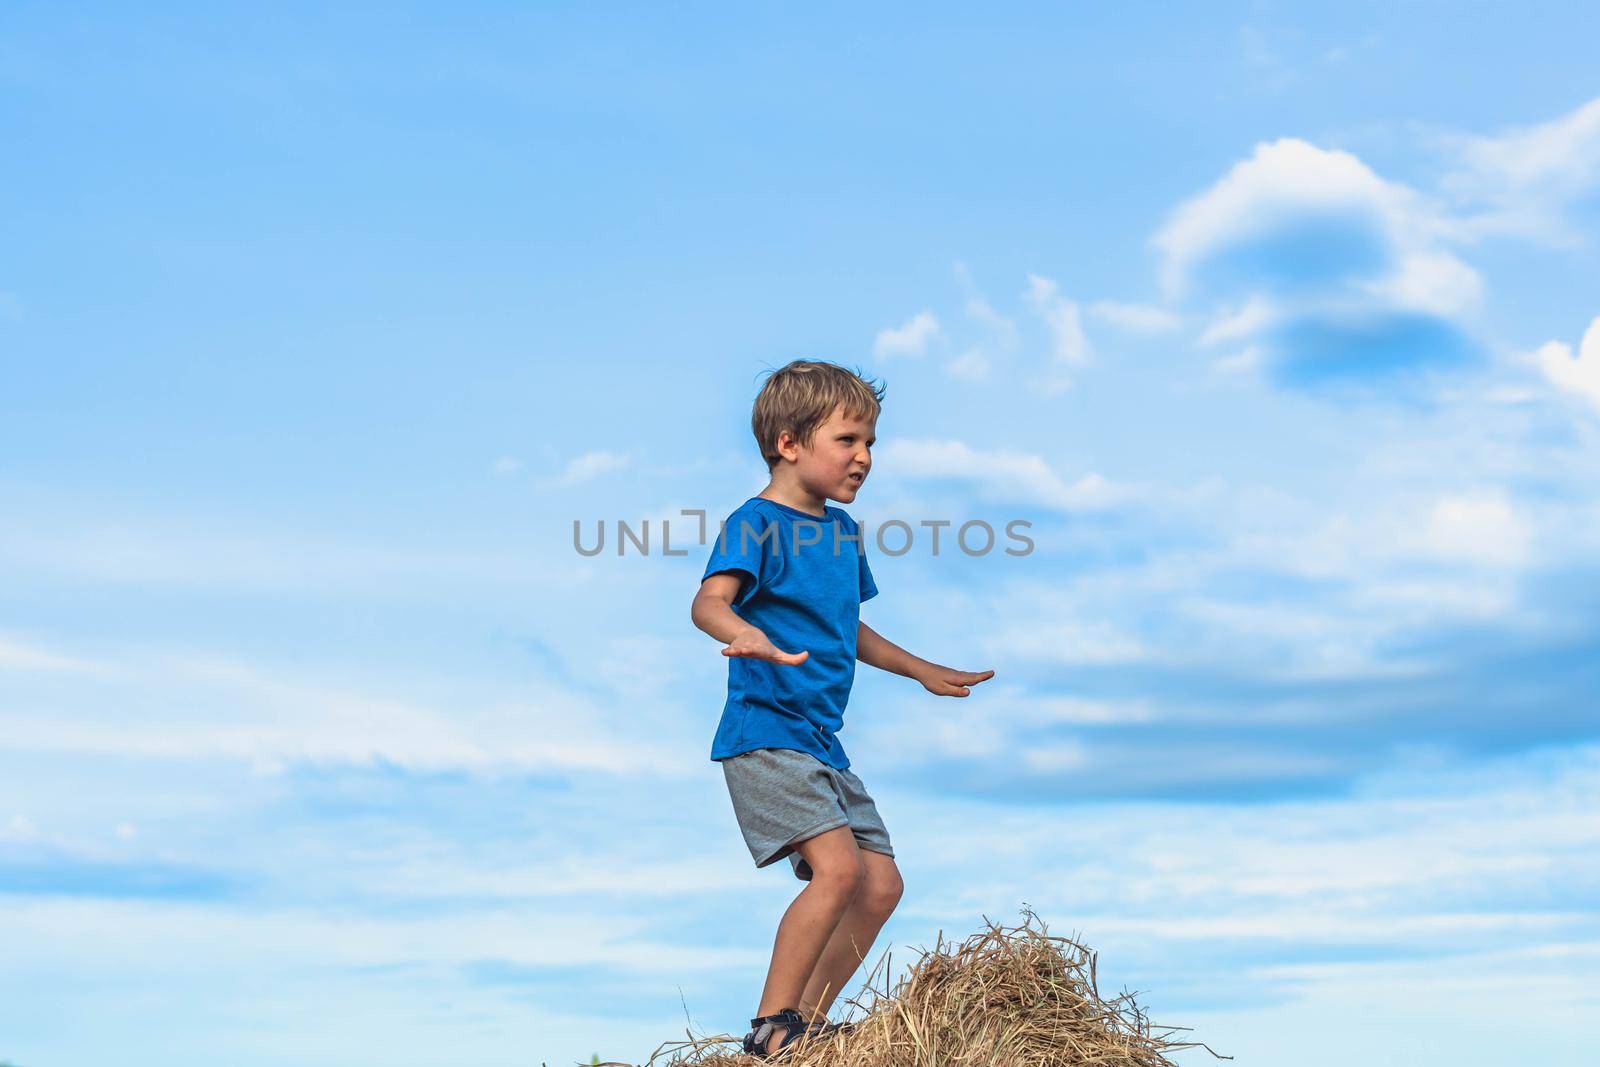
[752,825,864,1052]
[799,849,904,1018]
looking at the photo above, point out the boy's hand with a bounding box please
[916,664,995,697]
[722,627,810,666]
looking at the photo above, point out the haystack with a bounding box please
[596,905,1226,1067]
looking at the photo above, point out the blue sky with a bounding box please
[3,3,1599,1065]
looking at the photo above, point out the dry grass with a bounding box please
[591,906,1226,1067]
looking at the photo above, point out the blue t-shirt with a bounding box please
[702,495,878,769]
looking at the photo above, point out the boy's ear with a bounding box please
[773,428,799,461]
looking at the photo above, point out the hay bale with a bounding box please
[606,905,1226,1067]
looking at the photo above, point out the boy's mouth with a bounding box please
[847,472,865,485]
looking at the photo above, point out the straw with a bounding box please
[580,904,1228,1067]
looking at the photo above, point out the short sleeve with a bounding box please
[702,506,778,609]
[850,513,878,603]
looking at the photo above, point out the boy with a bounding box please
[690,359,994,1058]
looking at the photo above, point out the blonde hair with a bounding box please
[751,359,886,469]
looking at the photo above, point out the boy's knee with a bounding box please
[861,869,903,915]
[810,853,866,896]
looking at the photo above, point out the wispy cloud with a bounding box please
[1436,96,1600,245]
[942,262,1021,381]
[1086,299,1183,335]
[0,635,103,674]
[946,346,992,382]
[873,310,942,359]
[875,438,1128,512]
[955,262,1019,346]
[1153,136,1485,391]
[539,449,632,489]
[0,634,702,777]
[0,500,581,595]
[1023,273,1092,368]
[1534,313,1600,411]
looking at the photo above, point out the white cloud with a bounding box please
[1535,314,1600,411]
[982,617,1149,665]
[1086,299,1183,335]
[876,438,1129,512]
[1411,489,1532,568]
[0,635,103,674]
[940,263,1019,381]
[1221,484,1539,578]
[1171,595,1417,680]
[1021,740,1091,772]
[962,451,1567,684]
[1024,274,1092,367]
[954,261,1018,341]
[964,293,1017,344]
[1198,294,1278,347]
[1149,136,1496,392]
[1033,370,1077,396]
[891,742,1600,959]
[1156,138,1389,297]
[3,814,39,842]
[1209,344,1265,375]
[0,637,700,777]
[1456,97,1600,192]
[1152,137,1478,317]
[872,310,942,359]
[540,449,631,488]
[0,895,760,978]
[1437,96,1600,244]
[0,505,585,595]
[860,681,1154,768]
[1027,695,1157,724]
[1361,248,1484,317]
[946,346,990,382]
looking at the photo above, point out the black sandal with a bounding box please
[741,1008,810,1059]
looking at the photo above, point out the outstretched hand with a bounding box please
[916,664,995,697]
[722,628,809,666]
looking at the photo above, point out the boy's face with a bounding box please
[783,405,875,503]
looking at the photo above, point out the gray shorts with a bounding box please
[721,746,894,881]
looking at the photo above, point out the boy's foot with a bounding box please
[741,1008,858,1057]
[798,1019,846,1041]
[742,1008,809,1058]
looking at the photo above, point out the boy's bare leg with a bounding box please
[752,826,864,1053]
[798,849,903,1018]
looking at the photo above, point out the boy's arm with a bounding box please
[692,575,809,665]
[855,620,927,680]
[858,620,995,697]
